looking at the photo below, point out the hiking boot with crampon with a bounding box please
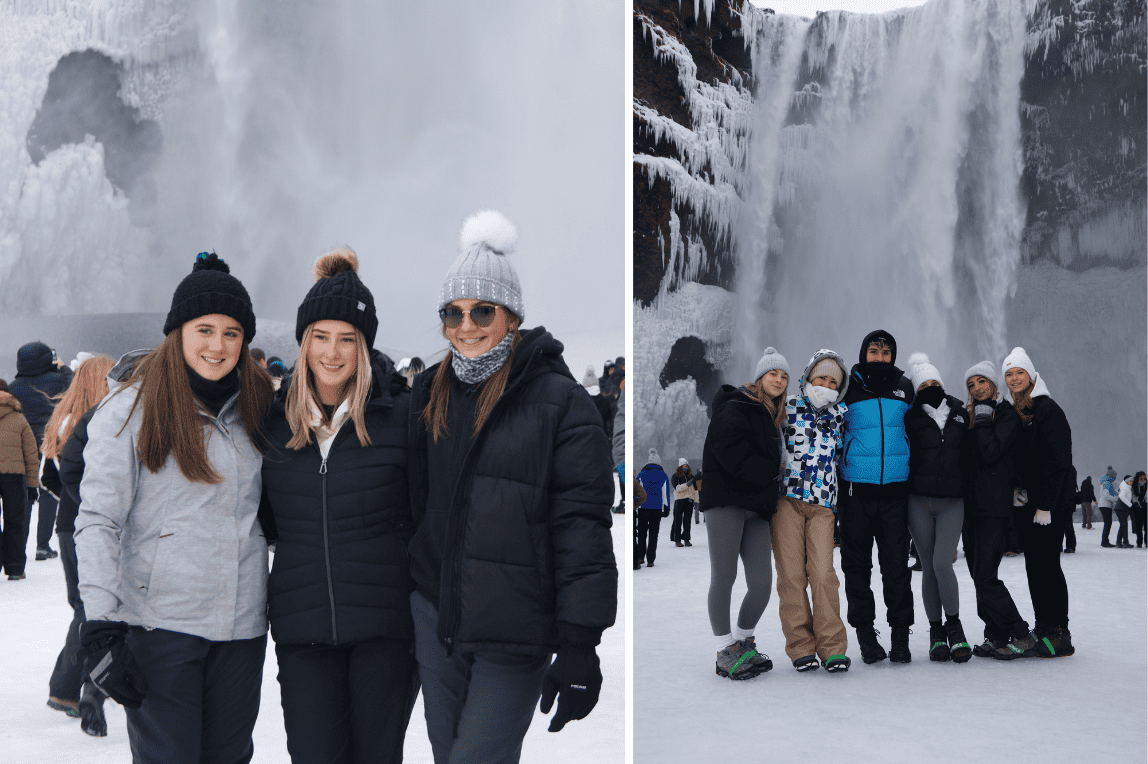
[889,626,912,663]
[1033,625,1074,658]
[737,636,774,674]
[928,624,951,662]
[855,626,887,664]
[973,636,1008,658]
[945,617,973,663]
[716,640,769,680]
[991,630,1038,660]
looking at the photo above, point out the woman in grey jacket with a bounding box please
[74,253,274,763]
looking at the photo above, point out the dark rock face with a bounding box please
[26,51,163,208]
[659,335,720,413]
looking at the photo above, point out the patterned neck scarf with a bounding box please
[451,332,514,385]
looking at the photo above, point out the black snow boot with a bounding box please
[889,626,912,663]
[973,636,1008,658]
[928,623,950,662]
[945,616,972,663]
[78,680,107,737]
[855,625,887,664]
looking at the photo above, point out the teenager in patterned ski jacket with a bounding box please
[773,349,851,672]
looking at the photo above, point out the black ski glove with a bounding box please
[661,504,670,518]
[79,621,148,709]
[539,645,602,732]
[27,487,38,506]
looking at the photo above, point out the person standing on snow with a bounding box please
[1098,466,1118,547]
[582,365,615,442]
[959,361,1032,660]
[1114,475,1134,549]
[1132,472,1146,548]
[407,210,617,760]
[8,340,72,561]
[74,252,276,762]
[773,349,851,673]
[670,458,695,548]
[700,347,788,680]
[998,347,1075,658]
[636,449,670,568]
[0,379,39,580]
[838,330,915,664]
[1078,475,1096,529]
[259,249,419,762]
[902,353,973,663]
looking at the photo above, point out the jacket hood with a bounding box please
[108,348,151,387]
[506,326,573,387]
[712,383,757,411]
[640,462,666,474]
[16,341,54,377]
[858,329,897,365]
[798,349,849,409]
[0,390,22,413]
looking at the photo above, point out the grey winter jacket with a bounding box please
[74,382,268,642]
[612,385,625,468]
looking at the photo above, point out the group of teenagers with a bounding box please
[697,329,1076,679]
[36,209,619,763]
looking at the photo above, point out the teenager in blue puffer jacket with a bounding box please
[839,329,915,665]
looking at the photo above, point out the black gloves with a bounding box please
[539,645,602,732]
[27,487,38,505]
[661,504,670,518]
[79,621,148,709]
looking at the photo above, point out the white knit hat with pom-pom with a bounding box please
[907,352,942,391]
[439,210,524,321]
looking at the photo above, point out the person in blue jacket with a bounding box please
[839,329,916,664]
[636,449,670,568]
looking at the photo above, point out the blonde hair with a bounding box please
[42,355,116,460]
[747,377,786,430]
[285,323,374,450]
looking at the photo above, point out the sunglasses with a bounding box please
[439,304,500,328]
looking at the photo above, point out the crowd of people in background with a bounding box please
[2,208,620,762]
[635,329,1143,680]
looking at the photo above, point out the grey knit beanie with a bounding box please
[438,210,524,321]
[964,360,998,389]
[753,347,790,382]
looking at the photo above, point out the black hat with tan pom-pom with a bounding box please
[296,246,377,347]
[163,251,257,340]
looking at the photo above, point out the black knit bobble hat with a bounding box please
[163,252,256,340]
[295,247,377,348]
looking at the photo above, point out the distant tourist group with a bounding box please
[636,329,1136,679]
[0,209,619,762]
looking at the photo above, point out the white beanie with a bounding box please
[1002,347,1037,385]
[754,347,790,383]
[439,210,524,321]
[678,457,688,467]
[906,352,942,391]
[648,447,661,463]
[964,360,997,389]
[582,365,598,389]
[70,351,95,371]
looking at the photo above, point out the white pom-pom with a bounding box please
[459,210,518,255]
[763,346,777,354]
[907,352,930,368]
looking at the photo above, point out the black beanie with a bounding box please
[858,329,897,365]
[163,252,256,340]
[295,248,378,348]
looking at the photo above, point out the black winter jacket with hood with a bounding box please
[962,398,1021,518]
[1012,378,1075,516]
[905,393,969,498]
[260,352,415,646]
[699,384,783,520]
[408,327,617,656]
[8,342,73,447]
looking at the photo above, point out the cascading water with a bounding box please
[735,0,1029,384]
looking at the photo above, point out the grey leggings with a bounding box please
[706,506,773,636]
[907,495,964,623]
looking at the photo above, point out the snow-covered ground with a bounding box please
[1,506,624,762]
[635,515,1148,763]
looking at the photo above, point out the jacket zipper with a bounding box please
[319,456,338,644]
[878,396,885,485]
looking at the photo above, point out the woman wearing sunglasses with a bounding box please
[408,210,618,762]
[259,249,419,763]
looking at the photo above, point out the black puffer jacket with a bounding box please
[261,353,414,646]
[7,342,73,447]
[962,399,1020,518]
[1012,395,1075,515]
[408,327,617,656]
[699,385,782,520]
[905,394,969,498]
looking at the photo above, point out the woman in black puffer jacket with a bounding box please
[261,249,418,764]
[408,211,617,763]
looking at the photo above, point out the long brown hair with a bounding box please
[285,323,373,450]
[1012,379,1035,425]
[964,378,999,429]
[747,377,787,430]
[114,330,273,483]
[42,355,116,460]
[423,313,521,443]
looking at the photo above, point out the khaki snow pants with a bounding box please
[771,496,848,662]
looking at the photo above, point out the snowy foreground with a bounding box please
[1,508,624,762]
[634,517,1147,764]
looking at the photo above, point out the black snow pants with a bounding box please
[276,640,419,764]
[671,499,692,543]
[48,532,85,702]
[1015,506,1071,631]
[636,509,664,565]
[1099,506,1114,544]
[0,473,28,576]
[961,514,1029,641]
[125,628,266,764]
[838,483,914,629]
[1114,503,1130,546]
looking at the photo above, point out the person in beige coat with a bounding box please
[0,382,40,579]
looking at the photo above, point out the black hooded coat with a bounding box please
[699,384,782,520]
[7,342,73,447]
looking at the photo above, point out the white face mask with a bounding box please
[804,383,838,409]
